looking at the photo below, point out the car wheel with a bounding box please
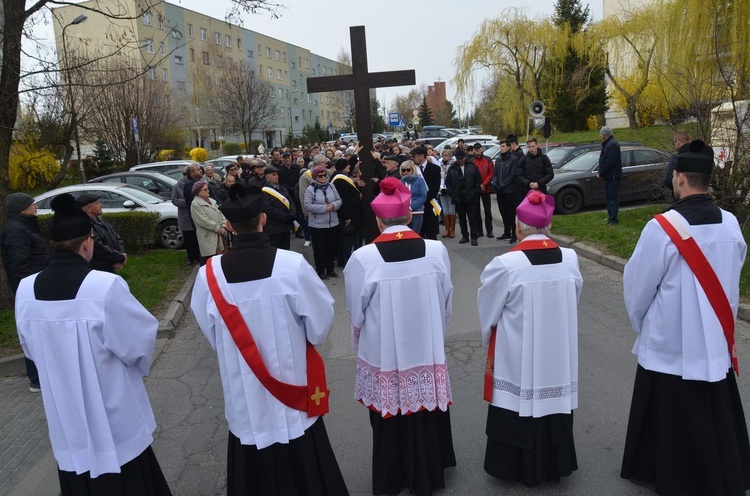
[158,220,184,250]
[555,188,583,215]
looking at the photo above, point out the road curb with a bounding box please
[550,234,750,324]
[1,265,199,378]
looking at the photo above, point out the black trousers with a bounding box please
[182,229,200,263]
[478,194,494,235]
[268,232,291,250]
[338,232,356,268]
[310,226,338,273]
[496,192,521,237]
[455,202,480,239]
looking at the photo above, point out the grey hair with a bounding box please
[312,153,328,166]
[517,219,551,236]
[600,126,613,137]
[381,214,411,227]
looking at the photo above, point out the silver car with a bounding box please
[547,147,670,214]
[34,183,184,249]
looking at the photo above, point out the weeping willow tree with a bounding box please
[454,8,603,135]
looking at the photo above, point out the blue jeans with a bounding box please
[409,214,423,234]
[25,357,39,386]
[604,177,620,223]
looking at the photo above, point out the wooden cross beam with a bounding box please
[307,25,415,243]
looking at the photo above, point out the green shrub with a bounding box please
[222,142,243,155]
[38,212,159,253]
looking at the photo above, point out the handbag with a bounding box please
[215,234,227,255]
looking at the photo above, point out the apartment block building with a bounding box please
[51,0,352,149]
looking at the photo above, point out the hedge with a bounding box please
[37,212,160,253]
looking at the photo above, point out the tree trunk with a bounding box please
[47,143,75,190]
[625,100,639,131]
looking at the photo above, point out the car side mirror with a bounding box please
[122,200,137,209]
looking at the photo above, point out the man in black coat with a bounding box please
[412,146,441,240]
[445,148,482,246]
[597,126,622,225]
[516,138,554,196]
[261,165,296,250]
[492,140,521,243]
[331,159,362,267]
[663,130,691,193]
[77,193,127,273]
[0,193,52,392]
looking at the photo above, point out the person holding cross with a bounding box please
[620,140,750,495]
[191,184,348,496]
[344,177,456,496]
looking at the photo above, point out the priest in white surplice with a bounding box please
[621,141,750,495]
[344,177,456,496]
[191,184,348,496]
[478,190,582,485]
[15,194,171,496]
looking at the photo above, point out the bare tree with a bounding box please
[215,63,276,152]
[337,47,355,132]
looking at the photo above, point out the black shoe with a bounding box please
[186,260,197,266]
[498,233,511,240]
[327,270,338,278]
[458,237,470,244]
[295,231,305,238]
[471,238,478,246]
[486,232,494,239]
[509,237,517,244]
[477,233,484,238]
[319,272,329,280]
[608,219,619,225]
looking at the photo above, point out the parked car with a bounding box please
[162,168,186,181]
[34,183,184,249]
[204,156,244,173]
[416,126,458,147]
[130,160,199,174]
[87,171,177,200]
[434,135,499,152]
[542,141,645,169]
[547,147,670,214]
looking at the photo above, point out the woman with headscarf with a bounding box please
[189,180,227,265]
[304,165,342,280]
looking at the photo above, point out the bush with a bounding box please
[189,147,208,162]
[157,149,176,161]
[38,212,159,253]
[9,143,61,190]
[222,142,243,155]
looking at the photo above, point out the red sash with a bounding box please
[654,213,739,376]
[372,229,423,244]
[483,237,561,402]
[205,258,330,416]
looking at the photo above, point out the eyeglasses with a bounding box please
[228,167,237,171]
[316,173,327,178]
[402,168,412,172]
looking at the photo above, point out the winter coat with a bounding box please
[473,154,495,194]
[332,174,363,231]
[262,183,296,236]
[401,174,428,213]
[493,151,520,194]
[190,197,226,257]
[171,177,194,231]
[89,216,126,273]
[304,182,342,229]
[445,160,482,205]
[517,151,554,194]
[599,136,622,179]
[0,213,51,292]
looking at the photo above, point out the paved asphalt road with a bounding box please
[6,224,750,495]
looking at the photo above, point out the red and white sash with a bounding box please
[655,211,739,376]
[206,258,330,416]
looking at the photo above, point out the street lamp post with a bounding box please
[288,89,299,145]
[62,14,88,183]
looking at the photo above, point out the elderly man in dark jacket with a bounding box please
[492,140,521,243]
[597,126,622,225]
[262,164,297,250]
[445,148,482,246]
[77,193,127,273]
[172,165,202,264]
[516,138,553,196]
[0,192,52,392]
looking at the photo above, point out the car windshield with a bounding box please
[119,184,165,204]
[545,147,575,165]
[560,151,600,172]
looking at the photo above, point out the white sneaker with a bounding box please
[29,385,41,393]
[304,240,311,247]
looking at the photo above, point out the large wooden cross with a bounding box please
[307,26,415,242]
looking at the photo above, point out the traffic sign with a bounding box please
[412,109,419,116]
[388,112,400,126]
[398,119,406,127]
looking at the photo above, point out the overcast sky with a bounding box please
[31,0,603,115]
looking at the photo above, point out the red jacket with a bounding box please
[474,154,494,194]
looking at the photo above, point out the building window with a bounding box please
[200,28,207,41]
[277,69,282,80]
[291,62,295,69]
[171,29,182,39]
[188,49,194,62]
[188,24,193,37]
[159,42,165,55]
[225,35,231,47]
[176,80,186,91]
[259,65,263,76]
[227,57,233,69]
[157,15,163,29]
[146,67,156,79]
[144,39,154,53]
[266,47,271,58]
[284,71,288,81]
[215,55,223,67]
[304,59,309,68]
[314,99,318,106]
[307,94,311,103]
[267,67,272,77]
[143,12,152,26]
[283,52,287,63]
[202,51,210,65]
[214,32,221,45]
[312,69,315,75]
[237,38,242,50]
[275,50,280,61]
[278,88,282,97]
[270,87,274,97]
[175,55,183,64]
[258,44,261,54]
[205,75,211,88]
[164,95,171,108]
[292,80,297,87]
[162,68,168,81]
[248,49,254,58]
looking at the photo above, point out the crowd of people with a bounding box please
[5,128,750,496]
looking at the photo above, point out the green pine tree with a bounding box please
[92,137,118,175]
[370,99,386,133]
[418,96,435,127]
